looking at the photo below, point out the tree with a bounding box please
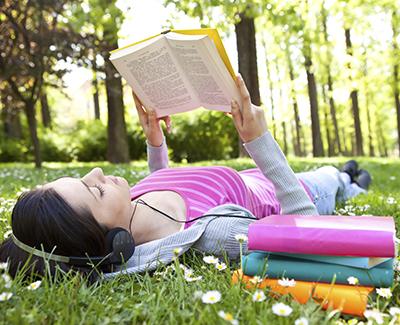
[344,27,364,155]
[163,1,264,156]
[391,10,400,157]
[321,3,342,154]
[0,0,89,167]
[67,0,130,163]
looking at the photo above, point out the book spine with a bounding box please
[247,225,395,257]
[242,254,394,287]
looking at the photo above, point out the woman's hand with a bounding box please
[133,92,171,147]
[230,74,268,143]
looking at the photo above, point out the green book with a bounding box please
[242,252,394,287]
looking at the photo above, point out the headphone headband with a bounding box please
[11,230,134,267]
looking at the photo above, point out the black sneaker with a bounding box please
[341,160,359,183]
[355,169,372,190]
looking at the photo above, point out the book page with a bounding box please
[166,34,240,112]
[110,37,200,117]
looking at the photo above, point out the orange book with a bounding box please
[232,270,374,316]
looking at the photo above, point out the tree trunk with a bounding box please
[340,127,350,156]
[25,101,42,168]
[322,86,334,156]
[345,28,363,156]
[392,11,400,157]
[104,42,130,163]
[365,92,375,157]
[303,47,324,157]
[361,49,375,157]
[285,41,303,156]
[40,91,51,129]
[321,7,342,154]
[261,39,276,139]
[92,58,101,120]
[235,13,261,157]
[1,101,22,139]
[376,117,388,157]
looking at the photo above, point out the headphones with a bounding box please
[11,199,256,268]
[11,227,135,268]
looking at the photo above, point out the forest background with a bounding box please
[1,0,400,168]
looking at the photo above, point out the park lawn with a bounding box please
[0,157,399,324]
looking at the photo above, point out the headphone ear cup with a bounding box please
[104,227,135,265]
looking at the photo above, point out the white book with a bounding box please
[110,29,241,117]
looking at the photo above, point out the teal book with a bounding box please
[242,252,394,287]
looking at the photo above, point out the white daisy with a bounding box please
[347,276,359,285]
[215,262,227,271]
[277,277,296,287]
[389,307,400,316]
[173,247,183,256]
[234,234,248,243]
[0,292,12,301]
[272,302,293,317]
[295,317,309,325]
[249,276,263,284]
[252,290,266,302]
[203,255,219,264]
[184,274,202,282]
[27,280,42,291]
[387,197,397,205]
[2,274,11,288]
[201,290,221,304]
[376,288,392,299]
[218,311,239,325]
[364,309,387,324]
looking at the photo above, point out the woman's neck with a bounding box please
[128,191,186,245]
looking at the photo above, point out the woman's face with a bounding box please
[44,167,133,229]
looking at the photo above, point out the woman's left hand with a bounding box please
[230,74,268,143]
[133,92,171,147]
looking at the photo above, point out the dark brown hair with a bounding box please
[0,187,111,281]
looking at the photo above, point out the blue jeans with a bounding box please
[295,166,367,215]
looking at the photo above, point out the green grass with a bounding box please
[0,157,399,324]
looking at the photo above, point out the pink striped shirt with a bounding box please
[130,166,311,229]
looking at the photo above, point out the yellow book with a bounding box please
[110,28,240,117]
[232,270,374,317]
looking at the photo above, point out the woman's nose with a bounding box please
[82,167,106,184]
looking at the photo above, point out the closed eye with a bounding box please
[93,184,105,197]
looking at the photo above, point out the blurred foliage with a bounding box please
[168,111,239,162]
[0,112,239,163]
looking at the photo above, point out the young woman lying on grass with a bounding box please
[0,75,371,280]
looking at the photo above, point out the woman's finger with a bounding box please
[230,99,243,130]
[161,116,172,133]
[133,92,148,122]
[237,74,252,118]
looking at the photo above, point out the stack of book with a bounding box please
[232,215,396,316]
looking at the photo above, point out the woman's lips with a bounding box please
[108,176,119,185]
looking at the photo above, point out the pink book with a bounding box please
[247,215,396,257]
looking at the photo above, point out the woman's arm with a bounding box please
[230,75,318,215]
[133,92,171,173]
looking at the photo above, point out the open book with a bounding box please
[110,28,241,117]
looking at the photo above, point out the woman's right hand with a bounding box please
[133,92,171,147]
[230,74,268,143]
